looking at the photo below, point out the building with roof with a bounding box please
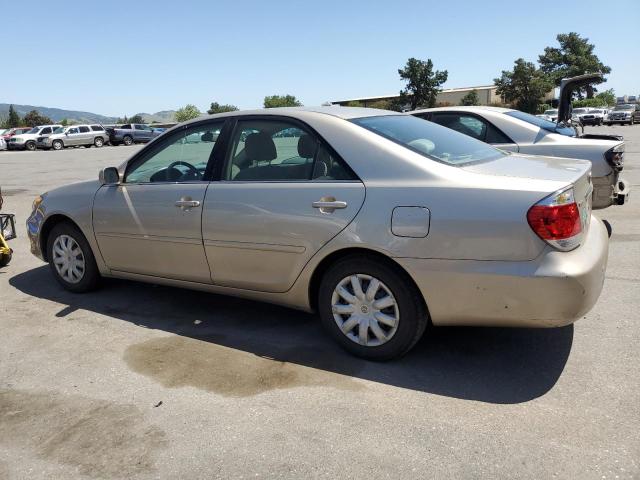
[332,84,554,109]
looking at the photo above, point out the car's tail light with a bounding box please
[527,187,583,251]
[604,143,624,172]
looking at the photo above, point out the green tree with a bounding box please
[595,89,616,106]
[129,114,145,124]
[174,104,202,123]
[459,90,480,106]
[263,95,302,108]
[538,32,611,98]
[398,58,448,110]
[60,118,69,127]
[494,58,553,114]
[23,110,53,127]
[207,102,238,114]
[6,105,21,128]
[345,100,363,107]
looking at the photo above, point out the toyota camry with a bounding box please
[27,107,609,359]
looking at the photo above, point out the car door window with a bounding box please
[134,125,145,130]
[41,127,51,134]
[68,128,79,134]
[79,126,90,133]
[125,122,223,183]
[225,119,355,181]
[431,113,486,141]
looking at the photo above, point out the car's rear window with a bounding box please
[505,110,576,137]
[351,115,506,165]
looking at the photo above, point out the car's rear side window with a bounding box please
[352,115,505,165]
[91,125,104,131]
[79,126,90,133]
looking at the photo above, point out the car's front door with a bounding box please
[134,124,153,142]
[202,117,366,293]
[65,127,82,146]
[93,120,225,282]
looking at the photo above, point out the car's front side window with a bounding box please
[125,122,223,183]
[224,119,355,181]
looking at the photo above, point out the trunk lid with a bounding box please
[462,153,593,234]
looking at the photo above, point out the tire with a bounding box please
[52,140,63,150]
[317,255,428,360]
[123,135,133,146]
[0,252,11,267]
[46,222,100,293]
[25,141,36,151]
[94,137,104,148]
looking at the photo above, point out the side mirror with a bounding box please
[99,167,120,185]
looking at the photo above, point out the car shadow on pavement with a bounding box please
[10,266,574,404]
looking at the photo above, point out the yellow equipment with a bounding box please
[0,188,15,267]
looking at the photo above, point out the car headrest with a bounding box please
[297,134,317,158]
[245,132,276,162]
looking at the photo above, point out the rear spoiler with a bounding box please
[556,73,604,125]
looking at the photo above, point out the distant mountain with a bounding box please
[136,110,176,123]
[0,103,117,124]
[0,103,177,125]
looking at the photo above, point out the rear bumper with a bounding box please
[396,216,609,328]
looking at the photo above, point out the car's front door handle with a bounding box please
[312,198,347,213]
[175,198,201,210]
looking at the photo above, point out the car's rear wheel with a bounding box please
[46,222,100,293]
[94,137,104,147]
[318,255,428,360]
[52,140,63,150]
[123,135,133,146]
[25,141,36,151]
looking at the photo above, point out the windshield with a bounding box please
[505,110,576,137]
[543,109,558,115]
[53,127,65,134]
[572,108,588,114]
[614,105,634,111]
[26,127,40,134]
[351,115,506,165]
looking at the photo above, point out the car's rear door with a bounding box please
[93,120,226,283]
[428,111,520,152]
[202,116,365,293]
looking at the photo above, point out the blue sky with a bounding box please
[1,0,638,116]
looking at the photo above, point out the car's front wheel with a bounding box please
[47,222,100,293]
[318,255,428,360]
[52,140,63,150]
[25,141,36,151]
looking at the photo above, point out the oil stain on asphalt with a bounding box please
[124,335,364,397]
[0,389,166,478]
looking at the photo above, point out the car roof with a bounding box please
[180,106,398,127]
[411,106,514,114]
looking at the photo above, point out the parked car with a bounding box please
[27,107,609,360]
[109,123,163,146]
[39,125,108,150]
[541,109,558,122]
[7,125,62,151]
[579,108,607,126]
[1,127,31,142]
[606,104,639,125]
[0,136,6,151]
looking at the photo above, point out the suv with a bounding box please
[607,104,639,125]
[8,125,62,151]
[109,123,162,146]
[40,125,109,150]
[2,127,32,143]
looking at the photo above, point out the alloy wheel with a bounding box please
[331,274,399,347]
[52,234,86,284]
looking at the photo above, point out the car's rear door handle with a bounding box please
[312,198,347,213]
[175,198,201,210]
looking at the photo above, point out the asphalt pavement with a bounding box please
[0,126,638,479]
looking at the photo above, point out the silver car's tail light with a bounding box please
[527,187,583,252]
[604,143,624,172]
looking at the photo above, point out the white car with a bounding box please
[412,106,628,209]
[7,124,62,151]
[0,136,6,151]
[541,109,558,122]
